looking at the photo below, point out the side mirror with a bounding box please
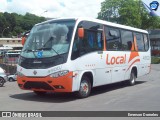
[22,37,26,46]
[78,28,84,39]
[21,30,30,46]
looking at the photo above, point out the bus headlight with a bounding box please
[50,70,69,78]
[17,72,25,77]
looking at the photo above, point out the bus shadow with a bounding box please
[10,92,77,103]
[10,81,146,103]
[90,81,146,96]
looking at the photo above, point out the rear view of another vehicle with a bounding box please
[0,67,8,87]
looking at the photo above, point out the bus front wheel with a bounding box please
[76,76,91,98]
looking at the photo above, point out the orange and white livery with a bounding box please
[17,18,151,98]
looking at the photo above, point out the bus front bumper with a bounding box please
[17,72,73,92]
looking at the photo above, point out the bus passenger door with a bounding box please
[94,51,112,86]
[105,26,126,83]
[106,52,126,83]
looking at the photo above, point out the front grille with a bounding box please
[23,81,54,90]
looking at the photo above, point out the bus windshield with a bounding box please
[21,20,75,58]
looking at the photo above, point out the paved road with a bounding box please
[0,64,160,119]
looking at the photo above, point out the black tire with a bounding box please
[9,77,14,82]
[76,76,91,98]
[128,70,136,86]
[0,77,5,87]
[34,91,47,96]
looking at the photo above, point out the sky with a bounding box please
[0,0,159,18]
[0,0,104,18]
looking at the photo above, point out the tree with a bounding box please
[0,13,8,37]
[0,12,46,37]
[98,0,122,23]
[118,0,142,27]
[97,0,160,29]
[3,12,16,34]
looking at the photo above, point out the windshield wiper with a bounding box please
[37,37,64,61]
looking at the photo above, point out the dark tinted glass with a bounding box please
[71,21,103,60]
[105,27,121,50]
[121,30,133,51]
[143,34,149,51]
[135,33,145,51]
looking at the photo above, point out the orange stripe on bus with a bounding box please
[128,35,139,63]
[134,35,138,51]
[127,59,140,72]
[128,52,139,63]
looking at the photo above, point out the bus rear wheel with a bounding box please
[76,76,91,98]
[34,91,47,96]
[128,71,136,86]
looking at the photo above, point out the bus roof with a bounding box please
[36,17,148,34]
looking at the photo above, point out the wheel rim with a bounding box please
[80,81,89,96]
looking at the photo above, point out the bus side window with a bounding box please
[105,27,121,51]
[121,30,134,51]
[143,34,149,51]
[97,32,103,49]
[81,29,103,55]
[134,33,145,51]
[71,21,104,60]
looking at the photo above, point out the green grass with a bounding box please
[151,57,160,64]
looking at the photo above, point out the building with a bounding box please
[149,29,160,56]
[0,38,22,50]
[0,38,22,65]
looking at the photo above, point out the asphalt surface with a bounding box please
[0,64,160,119]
